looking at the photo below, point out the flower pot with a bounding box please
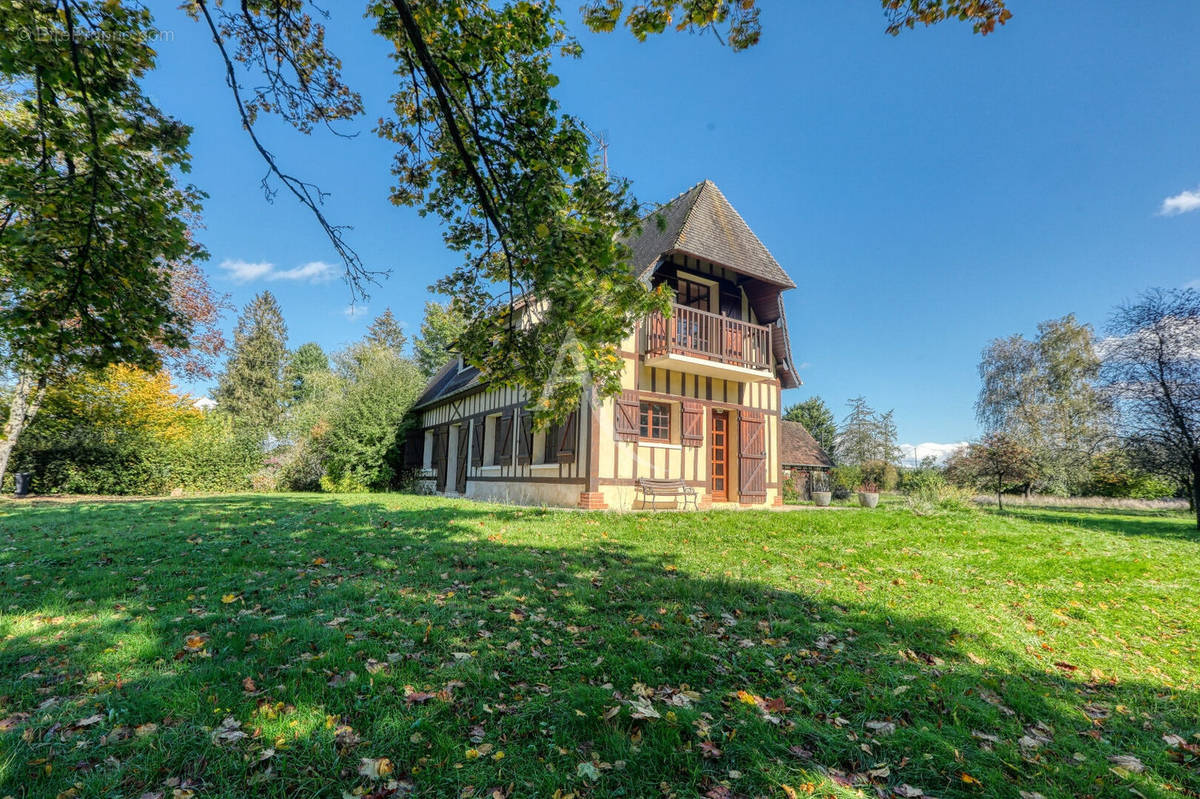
[812,491,832,507]
[858,491,879,508]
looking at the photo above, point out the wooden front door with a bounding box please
[711,410,729,502]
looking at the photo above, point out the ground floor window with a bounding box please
[639,401,671,441]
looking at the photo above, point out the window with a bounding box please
[639,401,671,441]
[676,278,710,311]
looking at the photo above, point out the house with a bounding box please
[780,419,834,499]
[407,179,801,509]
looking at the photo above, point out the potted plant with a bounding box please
[858,481,880,508]
[810,471,832,507]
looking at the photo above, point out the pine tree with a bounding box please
[285,342,329,403]
[413,301,466,378]
[365,308,408,355]
[214,292,289,433]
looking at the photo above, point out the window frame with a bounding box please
[639,400,672,442]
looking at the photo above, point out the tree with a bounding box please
[836,396,900,466]
[413,300,467,378]
[0,2,204,486]
[286,343,330,404]
[214,292,289,433]
[783,397,836,460]
[321,343,425,490]
[1101,288,1200,528]
[951,433,1036,511]
[976,315,1110,495]
[188,0,1011,423]
[365,308,408,356]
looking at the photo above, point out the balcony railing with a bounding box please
[644,303,772,371]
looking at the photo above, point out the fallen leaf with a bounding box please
[358,757,394,780]
[865,720,896,736]
[221,594,238,604]
[894,785,924,798]
[211,716,247,745]
[1107,754,1145,773]
[699,740,723,759]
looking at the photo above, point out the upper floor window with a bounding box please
[639,401,671,441]
[676,278,710,311]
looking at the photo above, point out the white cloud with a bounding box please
[218,258,337,284]
[1159,187,1200,216]
[899,441,968,465]
[344,304,368,321]
[218,259,274,283]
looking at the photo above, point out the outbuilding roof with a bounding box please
[780,420,834,468]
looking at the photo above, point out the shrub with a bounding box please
[860,460,898,491]
[831,465,862,493]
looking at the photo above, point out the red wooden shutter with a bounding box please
[738,411,766,502]
[557,410,577,464]
[681,401,703,447]
[403,428,424,468]
[470,420,484,467]
[614,390,639,441]
[517,410,533,464]
[497,412,514,462]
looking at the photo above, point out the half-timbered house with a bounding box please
[407,180,801,509]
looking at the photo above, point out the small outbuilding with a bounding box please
[780,420,833,500]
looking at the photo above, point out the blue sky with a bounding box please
[142,2,1200,455]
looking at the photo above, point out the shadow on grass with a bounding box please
[1,495,1197,798]
[990,503,1200,543]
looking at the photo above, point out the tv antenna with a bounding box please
[582,124,610,175]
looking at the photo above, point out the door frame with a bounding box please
[710,409,730,502]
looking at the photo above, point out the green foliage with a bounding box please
[860,459,899,492]
[831,464,862,496]
[11,367,257,495]
[947,433,1037,510]
[1088,450,1176,500]
[976,315,1110,495]
[214,292,289,433]
[782,397,836,460]
[900,466,974,516]
[365,308,408,356]
[320,345,425,490]
[285,342,330,403]
[171,413,261,493]
[0,1,204,484]
[412,300,466,378]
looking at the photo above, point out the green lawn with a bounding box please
[0,495,1197,799]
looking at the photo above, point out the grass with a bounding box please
[0,495,1197,799]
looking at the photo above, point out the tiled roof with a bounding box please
[621,180,796,289]
[780,420,833,468]
[412,358,484,410]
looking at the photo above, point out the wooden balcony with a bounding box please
[643,304,773,379]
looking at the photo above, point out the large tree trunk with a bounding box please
[0,373,48,490]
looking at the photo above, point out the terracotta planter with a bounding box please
[858,491,879,508]
[812,491,832,507]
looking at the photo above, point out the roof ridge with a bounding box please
[634,178,707,224]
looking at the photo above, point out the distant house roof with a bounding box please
[780,420,833,468]
[621,180,796,289]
